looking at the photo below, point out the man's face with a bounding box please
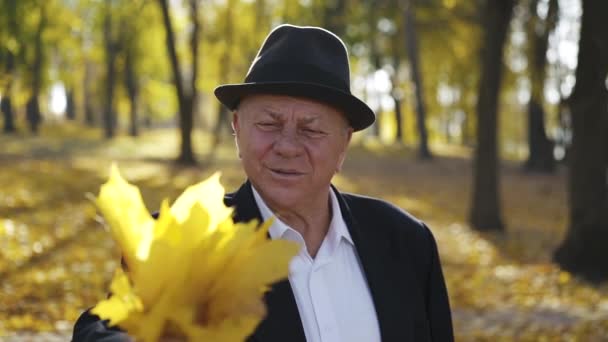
[233,94,353,212]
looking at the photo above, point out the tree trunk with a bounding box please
[125,48,139,137]
[2,2,18,134]
[371,109,381,138]
[524,0,557,172]
[390,7,405,144]
[405,0,431,159]
[212,0,234,153]
[26,4,46,134]
[553,0,608,283]
[2,50,17,133]
[65,89,76,120]
[26,97,41,134]
[366,2,381,140]
[469,0,514,231]
[525,99,555,171]
[158,0,198,164]
[185,0,200,163]
[393,97,404,143]
[1,82,16,135]
[556,96,572,162]
[103,3,118,138]
[460,92,475,146]
[460,107,469,146]
[83,61,95,126]
[212,105,229,151]
[1,92,16,133]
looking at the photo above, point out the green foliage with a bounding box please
[0,0,579,153]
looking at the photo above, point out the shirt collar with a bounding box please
[250,185,354,247]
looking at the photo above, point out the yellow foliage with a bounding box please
[91,165,299,342]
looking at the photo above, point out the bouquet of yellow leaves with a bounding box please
[91,165,299,342]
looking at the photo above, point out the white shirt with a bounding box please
[252,186,381,342]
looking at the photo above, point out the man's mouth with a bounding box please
[269,168,304,176]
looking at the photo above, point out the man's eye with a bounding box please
[302,128,326,138]
[256,122,279,130]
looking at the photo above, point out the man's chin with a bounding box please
[259,189,303,211]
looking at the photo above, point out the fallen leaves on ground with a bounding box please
[1,125,607,341]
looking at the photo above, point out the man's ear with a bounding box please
[232,111,239,135]
[232,111,241,159]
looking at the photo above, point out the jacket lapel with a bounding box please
[333,185,416,341]
[226,182,306,342]
[227,182,416,341]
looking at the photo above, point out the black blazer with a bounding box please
[73,182,453,342]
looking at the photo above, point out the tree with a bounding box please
[1,0,19,134]
[523,0,558,172]
[390,30,405,143]
[124,45,139,137]
[386,0,406,143]
[65,89,76,120]
[553,0,608,283]
[1,53,17,134]
[366,2,382,139]
[69,0,103,127]
[158,0,200,164]
[83,61,96,126]
[211,0,236,153]
[469,0,515,231]
[119,1,148,137]
[414,0,481,148]
[101,2,118,138]
[25,1,47,134]
[404,0,431,159]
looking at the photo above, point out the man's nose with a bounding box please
[273,129,304,158]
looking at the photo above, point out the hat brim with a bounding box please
[214,82,375,131]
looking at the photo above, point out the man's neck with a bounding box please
[278,197,331,258]
[263,191,332,258]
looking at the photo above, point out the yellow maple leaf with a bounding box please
[92,268,143,327]
[95,164,155,273]
[92,165,299,342]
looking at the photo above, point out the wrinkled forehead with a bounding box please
[237,94,349,125]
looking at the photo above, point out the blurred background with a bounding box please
[1,0,607,340]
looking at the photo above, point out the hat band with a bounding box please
[244,62,350,93]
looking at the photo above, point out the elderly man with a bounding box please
[73,24,453,342]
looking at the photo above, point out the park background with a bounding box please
[1,0,607,340]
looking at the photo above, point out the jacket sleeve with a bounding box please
[72,309,132,342]
[423,224,454,342]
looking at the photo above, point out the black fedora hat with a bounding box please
[214,24,375,131]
